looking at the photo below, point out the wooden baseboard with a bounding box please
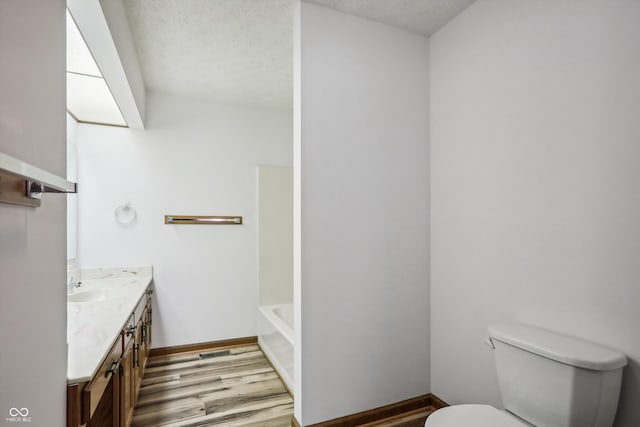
[428,394,448,410]
[148,336,258,357]
[295,393,447,427]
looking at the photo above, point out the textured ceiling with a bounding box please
[123,0,294,109]
[122,0,475,109]
[304,0,475,36]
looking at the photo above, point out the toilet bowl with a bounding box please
[426,404,530,427]
[424,322,627,427]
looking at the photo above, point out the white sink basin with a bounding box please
[68,290,108,303]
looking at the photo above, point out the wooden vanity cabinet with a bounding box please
[67,290,152,427]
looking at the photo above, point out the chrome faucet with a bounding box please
[67,263,80,294]
[67,280,82,294]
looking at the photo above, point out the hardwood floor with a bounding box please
[132,345,293,427]
[133,343,437,427]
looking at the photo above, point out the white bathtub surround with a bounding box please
[258,166,293,307]
[259,304,294,391]
[257,166,294,392]
[67,266,153,383]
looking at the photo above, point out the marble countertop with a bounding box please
[67,266,153,384]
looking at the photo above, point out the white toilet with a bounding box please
[426,322,627,427]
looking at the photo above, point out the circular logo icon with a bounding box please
[9,408,29,417]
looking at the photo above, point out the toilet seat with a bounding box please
[425,404,527,427]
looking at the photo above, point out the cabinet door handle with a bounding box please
[106,360,120,378]
[126,325,137,336]
[141,323,147,342]
[134,344,140,367]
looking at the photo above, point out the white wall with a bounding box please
[430,1,640,425]
[299,3,430,424]
[0,1,67,425]
[258,166,293,306]
[76,91,291,348]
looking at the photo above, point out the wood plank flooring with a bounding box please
[132,345,293,427]
[133,344,437,427]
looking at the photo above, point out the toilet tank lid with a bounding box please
[488,323,627,371]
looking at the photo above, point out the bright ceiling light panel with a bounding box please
[66,10,127,127]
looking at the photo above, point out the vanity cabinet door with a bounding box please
[120,332,136,427]
[82,336,122,427]
[133,315,144,403]
[140,296,152,377]
[146,297,152,350]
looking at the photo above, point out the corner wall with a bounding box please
[430,1,640,425]
[299,3,430,424]
[76,91,291,348]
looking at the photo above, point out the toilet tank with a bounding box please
[489,323,627,427]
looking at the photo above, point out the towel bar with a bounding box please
[164,215,242,225]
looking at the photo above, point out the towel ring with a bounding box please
[114,202,137,224]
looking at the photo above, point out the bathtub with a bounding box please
[259,304,294,392]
